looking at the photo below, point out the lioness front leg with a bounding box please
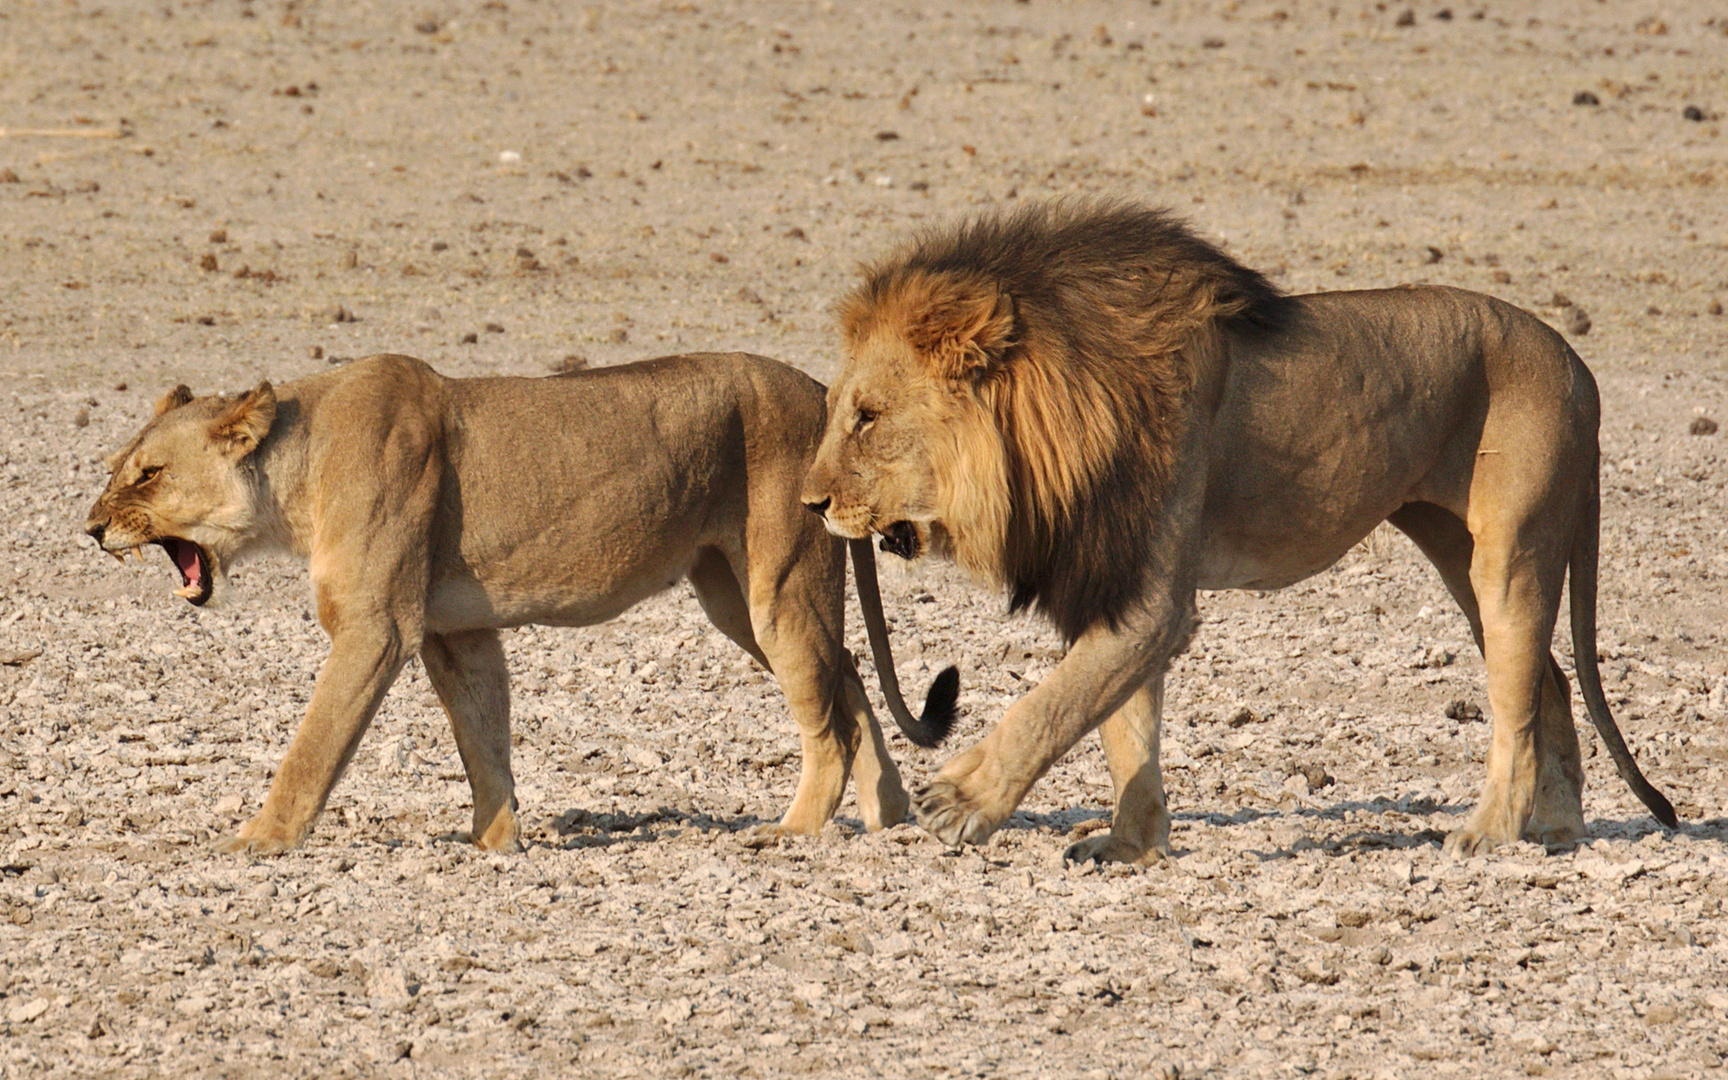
[422,629,521,852]
[217,615,413,855]
[915,609,1186,850]
[1064,678,1171,865]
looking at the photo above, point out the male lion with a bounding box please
[86,352,956,855]
[801,200,1676,862]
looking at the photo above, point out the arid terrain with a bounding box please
[2,2,1726,1077]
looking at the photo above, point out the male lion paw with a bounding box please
[912,781,1005,849]
[1062,832,1169,867]
[1441,828,1500,860]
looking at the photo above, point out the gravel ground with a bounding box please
[2,2,1726,1078]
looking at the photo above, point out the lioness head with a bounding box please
[802,268,1017,580]
[84,382,277,607]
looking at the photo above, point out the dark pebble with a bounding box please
[1573,91,1600,106]
[1682,105,1705,122]
[1690,417,1720,437]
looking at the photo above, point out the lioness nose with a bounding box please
[802,497,831,518]
[86,522,106,544]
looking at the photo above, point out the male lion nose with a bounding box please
[802,497,831,518]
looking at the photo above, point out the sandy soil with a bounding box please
[2,2,1727,1077]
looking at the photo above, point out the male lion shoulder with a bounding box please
[803,199,1674,864]
[88,352,957,857]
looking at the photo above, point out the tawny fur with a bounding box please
[803,198,1674,863]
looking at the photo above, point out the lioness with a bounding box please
[801,200,1676,862]
[86,352,957,855]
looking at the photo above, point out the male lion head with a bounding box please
[85,382,277,607]
[802,268,1017,575]
[805,201,1284,642]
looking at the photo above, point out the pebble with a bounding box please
[1563,306,1591,335]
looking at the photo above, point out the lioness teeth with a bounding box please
[133,545,145,562]
[174,584,202,599]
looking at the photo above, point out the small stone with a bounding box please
[1562,307,1591,336]
[551,354,588,374]
[1643,1003,1678,1026]
[609,327,629,343]
[200,253,219,272]
[73,408,89,428]
[484,322,505,333]
[252,881,278,898]
[1682,105,1705,122]
[658,997,694,1024]
[1708,300,1724,316]
[0,168,19,183]
[1689,417,1718,437]
[308,345,323,360]
[6,998,49,1024]
[1394,9,1415,27]
[340,250,358,269]
[11,904,33,925]
[1423,246,1444,264]
[1226,706,1257,728]
[1573,91,1600,106]
[460,333,478,344]
[1549,291,1573,308]
[208,228,227,243]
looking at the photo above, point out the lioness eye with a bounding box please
[853,408,877,433]
[138,465,163,483]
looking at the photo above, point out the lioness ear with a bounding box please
[210,382,277,458]
[154,385,194,417]
[904,275,1016,381]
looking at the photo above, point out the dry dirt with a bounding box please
[3,2,1727,1078]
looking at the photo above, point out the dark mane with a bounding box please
[849,200,1284,640]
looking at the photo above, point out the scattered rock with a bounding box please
[1573,91,1600,106]
[1444,699,1483,721]
[1689,417,1718,436]
[1562,306,1591,336]
[1682,106,1705,122]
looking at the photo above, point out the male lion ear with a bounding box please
[906,276,1017,381]
[210,381,277,458]
[153,384,195,417]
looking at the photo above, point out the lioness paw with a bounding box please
[214,816,303,856]
[1062,832,1169,867]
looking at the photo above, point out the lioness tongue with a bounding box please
[171,541,203,586]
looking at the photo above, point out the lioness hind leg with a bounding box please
[689,548,859,835]
[1064,678,1170,866]
[422,630,521,853]
[837,650,910,830]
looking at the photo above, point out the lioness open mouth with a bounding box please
[878,520,921,561]
[157,537,214,606]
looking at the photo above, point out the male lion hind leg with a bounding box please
[1064,677,1171,866]
[689,548,872,836]
[1389,503,1585,851]
[216,617,414,855]
[423,629,521,852]
[915,602,1191,851]
[1445,524,1569,858]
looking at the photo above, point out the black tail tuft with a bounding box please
[912,665,961,747]
[1647,786,1679,830]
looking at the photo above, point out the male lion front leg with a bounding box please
[422,629,521,852]
[217,616,414,855]
[1064,678,1171,866]
[915,615,1182,850]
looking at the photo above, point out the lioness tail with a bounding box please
[1570,466,1679,828]
[849,538,960,748]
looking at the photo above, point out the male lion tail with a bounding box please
[1570,466,1679,829]
[848,538,960,748]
